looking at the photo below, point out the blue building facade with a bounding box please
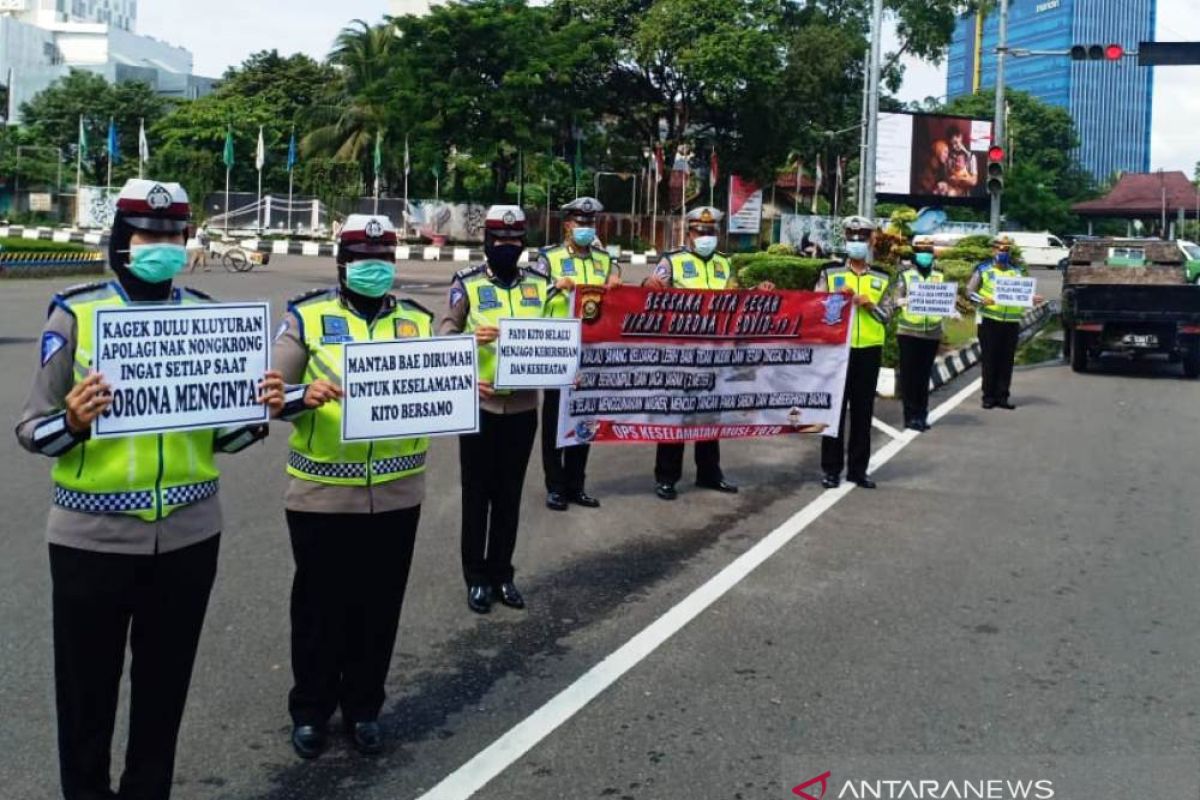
[946,0,1156,181]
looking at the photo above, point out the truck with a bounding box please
[1061,239,1200,377]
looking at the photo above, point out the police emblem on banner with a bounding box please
[578,287,605,322]
[477,286,502,310]
[574,420,600,443]
[394,319,420,339]
[520,283,542,307]
[320,314,354,344]
[822,293,848,325]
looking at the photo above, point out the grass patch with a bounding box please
[942,312,978,350]
[1015,316,1063,365]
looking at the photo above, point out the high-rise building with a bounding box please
[946,0,1156,181]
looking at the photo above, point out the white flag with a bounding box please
[404,135,410,176]
[812,161,823,214]
[255,126,265,171]
[138,118,149,163]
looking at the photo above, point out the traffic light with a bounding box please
[1070,43,1125,61]
[986,146,1005,194]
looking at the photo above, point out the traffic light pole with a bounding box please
[989,0,1009,235]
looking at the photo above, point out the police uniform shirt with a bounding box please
[272,297,426,515]
[533,245,621,284]
[438,267,542,415]
[892,266,945,341]
[650,250,739,288]
[17,298,225,555]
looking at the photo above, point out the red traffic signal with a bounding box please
[988,146,1005,163]
[1105,44,1124,60]
[1071,43,1125,61]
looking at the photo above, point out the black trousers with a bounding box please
[459,409,538,586]
[979,318,1021,403]
[50,535,219,800]
[540,389,590,495]
[286,506,419,727]
[654,441,722,486]
[822,345,882,479]
[897,335,940,421]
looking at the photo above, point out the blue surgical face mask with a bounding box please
[128,243,187,284]
[693,236,718,258]
[571,226,596,247]
[995,251,1011,265]
[845,240,871,261]
[914,252,935,269]
[345,259,396,298]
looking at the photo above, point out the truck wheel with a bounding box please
[1070,331,1089,373]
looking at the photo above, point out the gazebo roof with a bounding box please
[1072,171,1200,218]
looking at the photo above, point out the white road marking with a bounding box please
[871,416,905,440]
[414,376,984,800]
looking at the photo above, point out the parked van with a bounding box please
[1000,231,1070,269]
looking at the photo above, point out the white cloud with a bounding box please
[892,0,1199,175]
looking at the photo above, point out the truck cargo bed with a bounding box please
[1062,283,1200,324]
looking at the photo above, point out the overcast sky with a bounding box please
[140,0,1197,175]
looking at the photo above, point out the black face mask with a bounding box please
[485,241,524,277]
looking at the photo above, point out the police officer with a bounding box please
[894,238,946,431]
[642,206,767,500]
[272,215,429,759]
[967,235,1044,409]
[441,206,553,614]
[15,179,283,800]
[536,196,620,511]
[816,216,893,489]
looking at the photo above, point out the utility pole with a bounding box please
[856,46,870,217]
[989,0,1009,234]
[862,0,884,220]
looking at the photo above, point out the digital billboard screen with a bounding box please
[876,111,994,207]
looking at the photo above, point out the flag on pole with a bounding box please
[654,145,665,183]
[106,118,120,164]
[373,133,383,179]
[222,127,235,169]
[403,135,410,176]
[138,118,149,163]
[812,160,823,213]
[255,126,265,171]
[574,137,583,184]
[286,128,297,172]
[78,116,88,161]
[709,147,719,189]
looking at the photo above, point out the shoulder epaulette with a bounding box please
[539,244,566,257]
[522,266,551,282]
[180,286,215,302]
[663,248,685,256]
[287,287,335,308]
[453,264,486,282]
[399,298,435,318]
[869,268,891,280]
[57,280,110,300]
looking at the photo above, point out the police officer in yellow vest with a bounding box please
[271,214,429,759]
[966,234,1043,409]
[643,206,773,500]
[441,205,554,614]
[536,196,620,511]
[15,179,284,800]
[894,238,946,431]
[815,216,894,489]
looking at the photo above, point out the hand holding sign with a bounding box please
[304,379,344,409]
[257,370,286,414]
[66,372,114,433]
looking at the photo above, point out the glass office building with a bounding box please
[946,0,1156,181]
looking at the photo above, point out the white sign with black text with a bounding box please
[93,302,270,438]
[341,336,478,441]
[993,277,1037,308]
[906,281,959,317]
[494,318,582,389]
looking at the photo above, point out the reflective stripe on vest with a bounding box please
[979,265,1025,322]
[897,268,946,334]
[543,246,612,318]
[669,251,732,290]
[288,293,431,487]
[50,282,222,522]
[825,267,889,348]
[461,269,550,387]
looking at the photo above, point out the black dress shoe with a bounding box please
[291,724,326,760]
[849,475,877,489]
[568,491,601,508]
[545,491,569,511]
[995,400,1016,410]
[982,400,996,409]
[905,420,923,431]
[918,416,931,430]
[348,720,383,756]
[496,581,525,609]
[821,473,841,489]
[696,478,738,494]
[467,584,492,614]
[655,482,678,501]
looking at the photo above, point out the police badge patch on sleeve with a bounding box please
[273,320,289,342]
[41,331,67,366]
[449,285,466,309]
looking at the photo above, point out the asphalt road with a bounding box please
[5,258,1187,800]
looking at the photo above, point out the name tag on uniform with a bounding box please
[321,315,354,344]
[682,260,698,278]
[560,258,576,276]
[477,286,502,310]
[520,284,542,307]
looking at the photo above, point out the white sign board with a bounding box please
[93,303,270,438]
[341,336,478,441]
[907,281,959,317]
[993,277,1037,308]
[494,318,581,389]
[29,193,53,212]
[876,113,914,196]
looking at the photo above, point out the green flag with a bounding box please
[222,127,234,169]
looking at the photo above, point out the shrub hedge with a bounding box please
[0,237,90,254]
